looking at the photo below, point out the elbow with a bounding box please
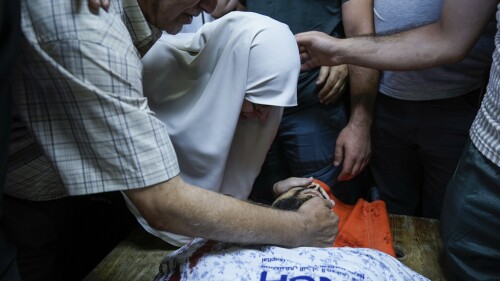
[417,41,472,70]
[124,183,174,232]
[146,214,167,231]
[140,192,174,232]
[435,29,477,66]
[442,45,471,65]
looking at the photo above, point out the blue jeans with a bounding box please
[249,96,348,204]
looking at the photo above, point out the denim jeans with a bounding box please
[250,96,348,204]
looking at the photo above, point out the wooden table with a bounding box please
[83,228,176,281]
[389,214,447,280]
[84,214,447,281]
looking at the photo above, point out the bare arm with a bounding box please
[125,176,338,247]
[297,0,497,71]
[334,0,379,180]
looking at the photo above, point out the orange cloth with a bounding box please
[313,179,396,257]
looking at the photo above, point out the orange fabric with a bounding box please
[313,179,396,257]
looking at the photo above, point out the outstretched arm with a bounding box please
[125,176,338,247]
[297,0,497,71]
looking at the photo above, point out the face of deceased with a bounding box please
[271,183,330,211]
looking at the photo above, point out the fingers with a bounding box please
[337,145,371,181]
[272,177,313,196]
[319,78,341,104]
[316,66,328,85]
[334,122,372,181]
[335,142,356,181]
[101,0,110,11]
[318,70,339,101]
[335,137,357,181]
[297,197,339,247]
[317,65,348,104]
[295,31,322,46]
[299,53,315,71]
[340,159,357,181]
[88,0,100,13]
[322,83,346,105]
[319,196,334,209]
[295,32,310,46]
[301,196,334,210]
[337,144,364,181]
[333,141,343,168]
[300,63,315,72]
[297,32,321,71]
[88,0,109,13]
[338,157,354,181]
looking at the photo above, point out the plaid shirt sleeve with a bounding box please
[7,0,179,200]
[122,0,162,56]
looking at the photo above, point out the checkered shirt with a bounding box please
[470,6,500,167]
[6,0,180,200]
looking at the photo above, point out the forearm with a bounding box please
[125,176,305,246]
[342,0,378,114]
[337,28,456,71]
[336,0,497,70]
[346,66,378,127]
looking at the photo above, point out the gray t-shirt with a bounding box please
[374,0,496,100]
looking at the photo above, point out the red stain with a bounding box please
[188,240,216,272]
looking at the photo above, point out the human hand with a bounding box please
[295,197,339,247]
[334,123,371,181]
[316,65,348,105]
[210,0,239,18]
[88,0,109,13]
[296,31,341,72]
[272,177,313,197]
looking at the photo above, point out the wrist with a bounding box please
[334,38,353,65]
[270,210,307,247]
[347,108,373,128]
[348,116,372,129]
[287,211,308,247]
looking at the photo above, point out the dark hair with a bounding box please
[271,188,315,211]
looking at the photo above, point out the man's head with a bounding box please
[138,0,217,34]
[272,183,333,211]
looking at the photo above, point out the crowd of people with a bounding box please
[241,0,377,206]
[1,0,498,280]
